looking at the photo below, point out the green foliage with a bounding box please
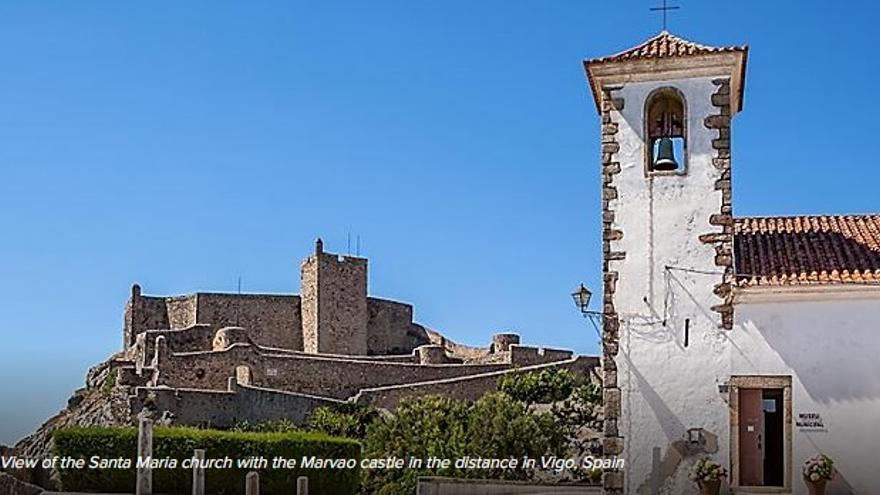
[362,393,566,494]
[307,403,379,440]
[53,426,361,495]
[497,368,576,405]
[498,369,603,483]
[467,393,567,475]
[549,382,603,481]
[586,467,603,484]
[101,370,118,397]
[551,382,602,433]
[230,419,301,434]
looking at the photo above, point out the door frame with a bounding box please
[728,375,793,492]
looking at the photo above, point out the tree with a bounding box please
[499,368,604,482]
[362,395,469,494]
[361,368,604,493]
[307,403,378,440]
[362,393,566,495]
[466,392,567,478]
[550,381,603,480]
[497,368,576,406]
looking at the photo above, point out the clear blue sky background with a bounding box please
[1,1,878,445]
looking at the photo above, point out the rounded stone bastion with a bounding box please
[491,333,521,353]
[415,344,448,364]
[213,327,251,351]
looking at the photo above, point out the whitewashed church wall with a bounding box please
[610,74,733,493]
[733,295,880,495]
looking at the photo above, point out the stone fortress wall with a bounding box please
[112,240,598,429]
[150,339,512,398]
[130,377,347,428]
[124,242,431,356]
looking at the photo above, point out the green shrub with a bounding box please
[500,370,604,483]
[549,382,603,482]
[101,370,118,397]
[362,395,468,494]
[230,419,301,434]
[498,368,576,405]
[362,393,566,494]
[467,392,567,475]
[307,403,378,440]
[53,426,361,495]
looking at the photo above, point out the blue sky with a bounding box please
[1,1,879,445]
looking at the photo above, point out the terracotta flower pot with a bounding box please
[805,478,827,495]
[698,479,721,495]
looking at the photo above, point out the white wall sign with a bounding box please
[796,412,826,431]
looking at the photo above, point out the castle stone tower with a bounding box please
[584,32,747,493]
[300,238,369,355]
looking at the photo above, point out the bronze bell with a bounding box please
[653,137,678,171]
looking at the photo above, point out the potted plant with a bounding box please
[689,457,727,495]
[586,466,603,485]
[802,453,834,495]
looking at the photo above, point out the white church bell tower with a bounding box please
[584,32,748,493]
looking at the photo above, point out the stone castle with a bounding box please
[120,239,597,426]
[125,238,432,358]
[14,240,596,468]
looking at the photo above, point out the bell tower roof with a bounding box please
[584,31,748,113]
[585,31,746,65]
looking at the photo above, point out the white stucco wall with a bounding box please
[609,75,733,493]
[603,56,879,495]
[733,293,880,495]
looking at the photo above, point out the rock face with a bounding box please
[11,354,133,488]
[0,472,43,495]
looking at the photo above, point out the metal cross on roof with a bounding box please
[650,0,680,31]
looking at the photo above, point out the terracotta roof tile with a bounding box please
[733,215,880,287]
[584,31,746,65]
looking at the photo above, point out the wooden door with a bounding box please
[739,388,764,485]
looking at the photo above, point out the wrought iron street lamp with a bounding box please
[571,283,592,315]
[572,283,602,342]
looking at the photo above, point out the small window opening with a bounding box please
[647,90,685,173]
[684,318,690,347]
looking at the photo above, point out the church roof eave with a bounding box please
[583,31,748,114]
[733,214,880,288]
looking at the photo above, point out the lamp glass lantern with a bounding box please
[571,283,592,315]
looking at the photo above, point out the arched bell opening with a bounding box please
[645,87,687,174]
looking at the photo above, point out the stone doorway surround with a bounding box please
[728,375,793,494]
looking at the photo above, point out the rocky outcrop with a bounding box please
[0,472,43,495]
[12,355,133,488]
